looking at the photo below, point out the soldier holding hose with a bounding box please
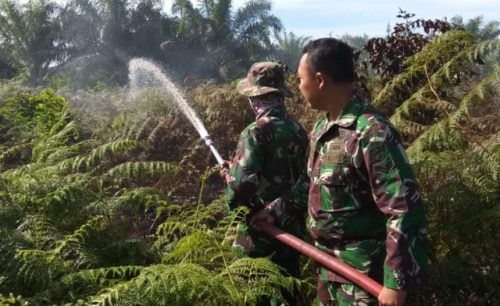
[221,61,308,305]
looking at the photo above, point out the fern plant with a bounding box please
[372,30,500,145]
[0,87,305,305]
[375,29,500,305]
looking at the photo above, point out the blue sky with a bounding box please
[164,0,500,38]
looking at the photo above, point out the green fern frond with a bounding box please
[376,33,498,127]
[54,216,105,257]
[44,139,98,164]
[404,30,474,68]
[429,39,500,87]
[373,67,426,111]
[405,64,499,154]
[46,108,73,137]
[57,139,144,174]
[70,244,102,269]
[32,120,80,163]
[216,257,295,305]
[374,30,474,110]
[16,215,62,249]
[451,64,500,126]
[0,293,28,306]
[388,86,453,138]
[85,140,144,169]
[481,141,500,181]
[213,206,248,246]
[162,230,234,268]
[462,144,500,201]
[15,249,66,291]
[193,195,230,228]
[108,188,179,230]
[0,228,34,284]
[0,143,31,169]
[154,220,192,252]
[0,177,13,205]
[104,161,180,183]
[88,263,232,306]
[407,120,468,155]
[108,113,144,141]
[63,266,144,287]
[155,202,182,216]
[411,143,499,203]
[390,45,499,142]
[154,196,232,251]
[390,110,428,138]
[46,180,98,212]
[1,163,43,179]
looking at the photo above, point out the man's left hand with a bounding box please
[378,287,407,306]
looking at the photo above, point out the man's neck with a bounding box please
[326,85,354,122]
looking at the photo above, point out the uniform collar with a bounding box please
[325,93,364,129]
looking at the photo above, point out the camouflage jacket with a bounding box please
[272,93,428,290]
[226,106,308,213]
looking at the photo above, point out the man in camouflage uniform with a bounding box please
[252,39,428,306]
[223,62,308,283]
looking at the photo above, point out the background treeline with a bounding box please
[0,1,499,305]
[0,0,307,87]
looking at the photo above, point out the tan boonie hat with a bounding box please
[237,62,293,98]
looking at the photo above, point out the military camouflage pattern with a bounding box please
[271,92,428,296]
[226,104,308,277]
[317,277,377,306]
[237,62,293,97]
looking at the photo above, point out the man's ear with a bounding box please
[316,72,326,89]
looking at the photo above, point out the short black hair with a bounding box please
[302,38,355,83]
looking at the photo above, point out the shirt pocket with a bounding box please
[317,162,359,213]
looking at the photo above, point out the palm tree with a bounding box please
[171,0,282,80]
[0,0,64,85]
[272,31,311,72]
[451,15,500,40]
[59,0,173,88]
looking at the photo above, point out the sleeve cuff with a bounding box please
[383,266,428,290]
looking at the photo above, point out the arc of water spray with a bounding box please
[128,58,225,166]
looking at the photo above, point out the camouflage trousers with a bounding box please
[317,277,378,306]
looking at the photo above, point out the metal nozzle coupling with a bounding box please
[203,135,224,166]
[203,136,213,147]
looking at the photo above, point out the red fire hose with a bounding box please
[253,220,383,298]
[217,166,382,296]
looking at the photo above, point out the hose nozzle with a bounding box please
[202,136,224,167]
[203,136,213,147]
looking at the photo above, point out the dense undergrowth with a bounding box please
[0,29,499,305]
[0,86,314,305]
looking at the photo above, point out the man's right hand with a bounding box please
[219,160,232,184]
[378,287,407,306]
[250,205,276,229]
